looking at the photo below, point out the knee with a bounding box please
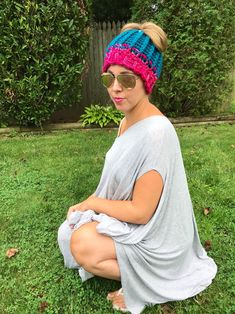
[70,229,84,255]
[70,228,93,267]
[58,221,72,246]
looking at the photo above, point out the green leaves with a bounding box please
[80,104,124,128]
[0,0,91,126]
[132,0,235,116]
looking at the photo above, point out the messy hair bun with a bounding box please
[121,22,167,53]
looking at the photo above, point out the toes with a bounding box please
[112,294,126,310]
[107,289,127,312]
[107,290,119,301]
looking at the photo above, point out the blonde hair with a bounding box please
[121,22,167,53]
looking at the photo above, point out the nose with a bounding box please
[111,77,123,92]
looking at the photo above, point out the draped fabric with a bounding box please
[58,116,217,314]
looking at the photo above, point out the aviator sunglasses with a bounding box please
[101,72,139,89]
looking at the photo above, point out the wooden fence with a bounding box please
[51,21,126,122]
[81,21,126,107]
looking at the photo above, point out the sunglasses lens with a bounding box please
[118,74,136,89]
[101,73,137,89]
[101,74,114,88]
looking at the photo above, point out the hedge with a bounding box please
[0,0,91,126]
[132,1,235,116]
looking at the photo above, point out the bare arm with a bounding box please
[68,170,163,225]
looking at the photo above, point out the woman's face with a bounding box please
[105,65,148,114]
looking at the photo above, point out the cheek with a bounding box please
[129,86,146,101]
[133,79,147,97]
[107,88,112,97]
[138,80,147,95]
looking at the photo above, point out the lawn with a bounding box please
[0,124,234,314]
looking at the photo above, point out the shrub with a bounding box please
[0,107,8,127]
[230,100,235,114]
[0,0,91,126]
[91,0,133,22]
[132,1,235,116]
[80,104,124,127]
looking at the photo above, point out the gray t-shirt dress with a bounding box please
[58,116,217,314]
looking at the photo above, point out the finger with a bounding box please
[70,203,81,211]
[69,206,76,211]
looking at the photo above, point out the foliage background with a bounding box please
[80,104,124,127]
[1,0,235,126]
[132,0,235,117]
[0,0,90,126]
[91,0,133,22]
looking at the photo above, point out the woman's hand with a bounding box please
[67,194,96,220]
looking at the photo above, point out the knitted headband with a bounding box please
[102,29,163,94]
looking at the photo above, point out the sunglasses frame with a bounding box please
[101,72,139,89]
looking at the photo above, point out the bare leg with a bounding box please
[92,259,121,280]
[70,222,121,280]
[70,222,127,310]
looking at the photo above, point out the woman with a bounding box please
[58,22,217,314]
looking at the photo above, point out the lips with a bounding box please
[113,97,125,103]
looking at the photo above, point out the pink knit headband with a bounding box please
[102,45,158,94]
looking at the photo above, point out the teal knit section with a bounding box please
[105,29,163,77]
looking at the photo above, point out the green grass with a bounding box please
[0,124,234,314]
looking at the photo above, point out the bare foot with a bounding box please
[112,293,127,311]
[107,289,120,301]
[107,288,128,312]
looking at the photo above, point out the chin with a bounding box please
[114,105,126,113]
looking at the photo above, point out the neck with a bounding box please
[124,97,162,126]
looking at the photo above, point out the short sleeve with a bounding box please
[136,123,176,183]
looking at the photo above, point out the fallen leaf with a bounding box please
[193,298,201,305]
[6,248,19,258]
[161,304,175,314]
[204,240,212,251]
[194,293,208,305]
[193,294,202,305]
[203,207,212,216]
[39,301,49,312]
